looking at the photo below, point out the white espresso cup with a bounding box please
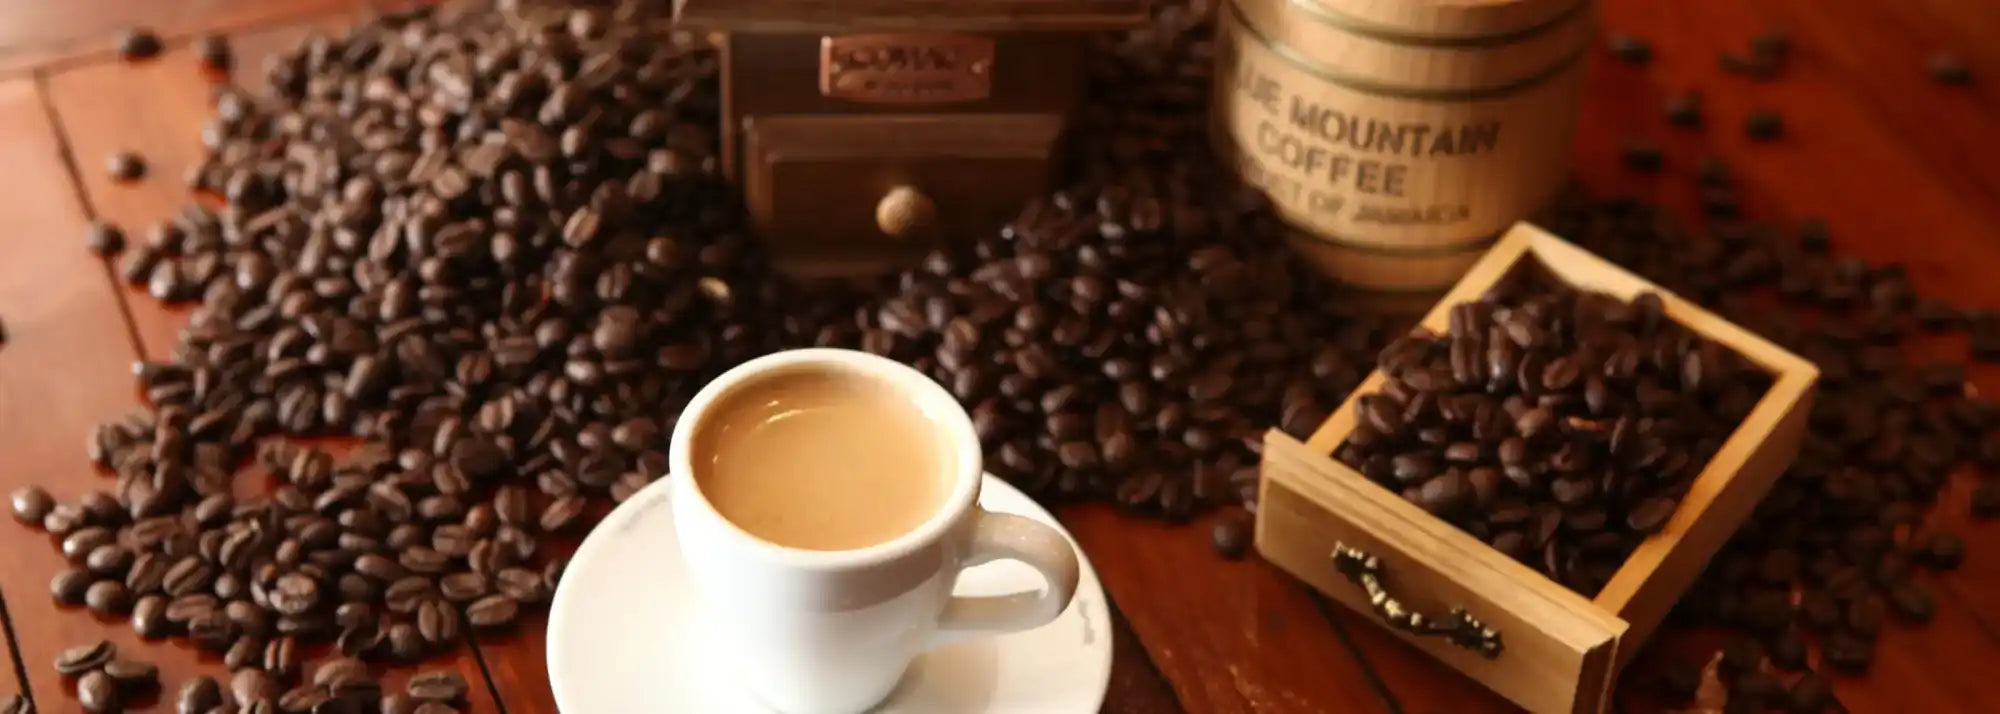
[669,348,1083,714]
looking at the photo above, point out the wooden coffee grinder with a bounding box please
[673,0,1147,277]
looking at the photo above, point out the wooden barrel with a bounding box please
[1212,0,1595,293]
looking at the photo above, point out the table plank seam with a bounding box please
[0,586,35,712]
[1105,598,1189,714]
[463,629,516,714]
[1309,592,1407,714]
[29,70,150,356]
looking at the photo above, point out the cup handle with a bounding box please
[928,509,1081,649]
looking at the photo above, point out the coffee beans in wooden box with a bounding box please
[1213,0,1593,292]
[1256,224,1819,714]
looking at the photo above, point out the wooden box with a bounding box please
[673,0,1147,278]
[1256,223,1820,713]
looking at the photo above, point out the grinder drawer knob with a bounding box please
[875,185,937,240]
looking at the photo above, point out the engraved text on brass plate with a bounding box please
[820,34,996,103]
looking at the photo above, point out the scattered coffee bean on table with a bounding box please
[105,152,145,182]
[1622,142,1665,172]
[77,670,118,713]
[115,28,161,61]
[84,222,126,257]
[193,33,232,73]
[179,675,222,714]
[1211,512,1252,559]
[11,486,51,523]
[1927,52,1972,86]
[0,694,26,714]
[1746,111,1785,141]
[55,639,114,675]
[1608,34,1652,65]
[1664,92,1703,128]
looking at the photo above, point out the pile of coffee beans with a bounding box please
[1335,270,1771,595]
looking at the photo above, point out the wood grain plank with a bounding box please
[1060,506,1392,714]
[0,0,359,76]
[0,73,218,714]
[36,16,507,714]
[1102,600,1187,714]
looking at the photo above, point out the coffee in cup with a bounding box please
[690,367,950,551]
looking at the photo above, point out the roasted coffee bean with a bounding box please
[1918,531,1965,570]
[53,567,92,604]
[407,670,468,702]
[1607,34,1651,64]
[1822,633,1874,674]
[132,594,169,638]
[1621,142,1664,173]
[224,635,262,671]
[55,639,115,674]
[107,151,147,182]
[1664,92,1703,128]
[270,573,320,615]
[0,694,25,714]
[280,684,332,712]
[116,27,162,60]
[10,486,52,524]
[64,527,116,562]
[1745,111,1784,141]
[1211,512,1252,560]
[1890,583,1936,622]
[79,670,119,713]
[88,544,134,576]
[233,668,280,705]
[188,609,236,652]
[313,657,368,689]
[495,568,547,603]
[194,33,232,72]
[466,595,519,628]
[1928,52,1972,86]
[180,675,223,714]
[387,623,425,662]
[385,577,434,615]
[264,636,298,678]
[440,572,487,604]
[539,495,585,533]
[417,599,461,646]
[104,658,158,689]
[86,579,133,614]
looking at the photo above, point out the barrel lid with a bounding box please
[1293,0,1588,41]
[675,0,1149,33]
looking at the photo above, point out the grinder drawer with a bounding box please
[742,113,1064,277]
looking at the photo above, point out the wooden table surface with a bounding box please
[0,0,1995,712]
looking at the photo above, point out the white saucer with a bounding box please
[546,474,1113,713]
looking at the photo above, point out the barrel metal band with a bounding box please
[1281,0,1592,48]
[1225,0,1592,102]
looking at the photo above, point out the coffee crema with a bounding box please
[691,368,951,551]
